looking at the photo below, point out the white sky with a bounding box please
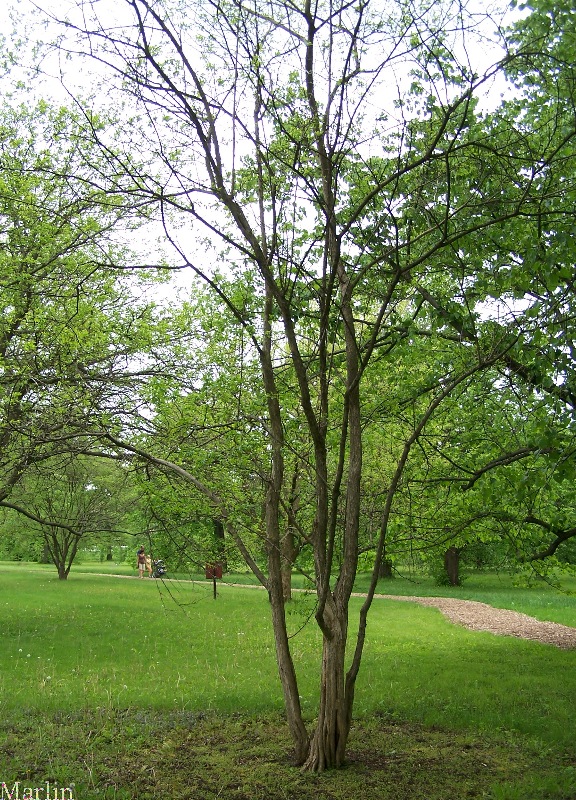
[0,0,526,314]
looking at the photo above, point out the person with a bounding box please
[145,554,152,578]
[137,546,146,579]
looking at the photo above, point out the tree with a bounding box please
[360,343,576,585]
[38,0,576,770]
[133,285,315,592]
[6,457,133,578]
[0,93,172,524]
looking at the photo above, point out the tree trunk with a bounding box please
[269,585,310,764]
[280,463,302,602]
[444,546,461,586]
[281,561,293,602]
[301,618,351,771]
[378,556,394,579]
[212,517,227,571]
[260,279,310,763]
[39,542,51,564]
[57,563,69,580]
[280,524,297,601]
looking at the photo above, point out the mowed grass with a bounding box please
[0,570,284,715]
[354,570,576,627]
[1,567,575,734]
[1,566,575,799]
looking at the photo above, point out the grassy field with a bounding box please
[0,564,575,799]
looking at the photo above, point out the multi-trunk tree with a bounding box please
[33,0,576,771]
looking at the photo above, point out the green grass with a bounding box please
[0,566,575,799]
[18,559,576,626]
[3,710,575,800]
[357,600,575,745]
[0,570,284,715]
[353,569,576,627]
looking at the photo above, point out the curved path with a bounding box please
[90,573,576,649]
[373,593,576,649]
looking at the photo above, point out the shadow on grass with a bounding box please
[0,709,574,800]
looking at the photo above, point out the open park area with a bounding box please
[2,0,576,793]
[0,564,574,800]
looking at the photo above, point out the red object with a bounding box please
[205,563,223,579]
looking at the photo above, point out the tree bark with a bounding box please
[212,517,227,571]
[302,605,351,771]
[281,557,293,602]
[444,546,461,586]
[39,542,51,564]
[268,573,310,764]
[280,523,297,602]
[378,557,394,579]
[280,464,301,601]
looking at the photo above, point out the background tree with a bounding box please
[0,93,173,525]
[5,457,134,579]
[378,367,576,584]
[133,284,317,593]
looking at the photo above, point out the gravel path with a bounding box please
[376,594,576,649]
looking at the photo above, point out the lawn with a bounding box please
[0,565,574,799]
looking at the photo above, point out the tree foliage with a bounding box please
[0,88,179,572]
[5,456,134,578]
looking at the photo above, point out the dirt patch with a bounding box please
[375,594,576,649]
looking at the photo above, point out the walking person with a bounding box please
[137,546,146,579]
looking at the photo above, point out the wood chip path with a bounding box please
[372,594,576,649]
